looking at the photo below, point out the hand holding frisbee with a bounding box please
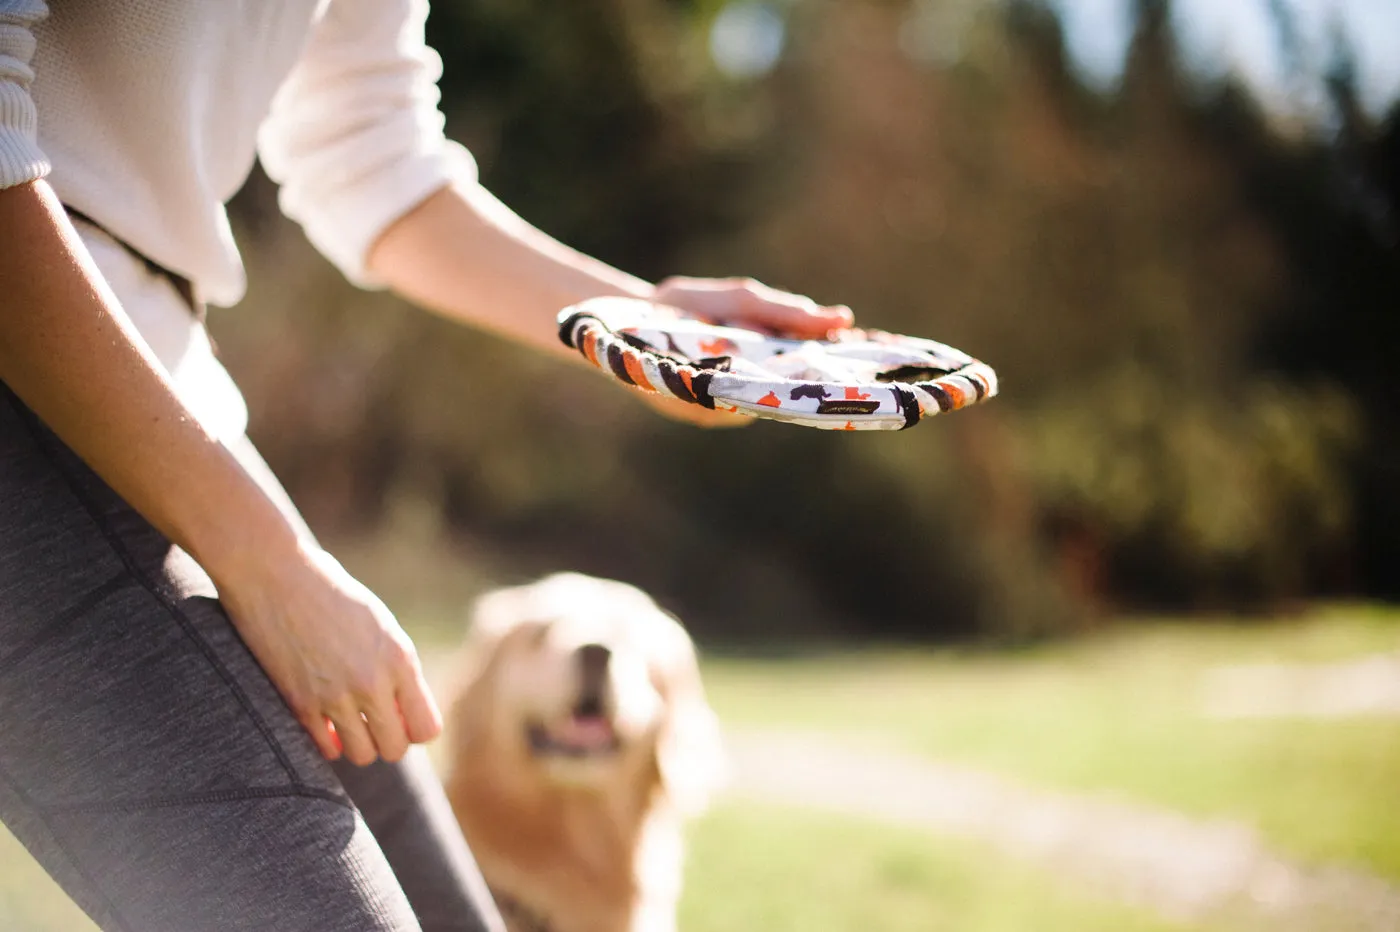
[558,295,998,431]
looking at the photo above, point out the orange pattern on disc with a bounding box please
[581,329,602,367]
[758,391,781,407]
[844,386,872,401]
[699,337,739,356]
[621,351,656,392]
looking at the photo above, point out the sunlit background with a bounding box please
[4,1,1399,930]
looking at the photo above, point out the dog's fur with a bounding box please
[442,573,725,932]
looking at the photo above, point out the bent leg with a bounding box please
[228,434,505,932]
[0,387,420,931]
[335,752,502,932]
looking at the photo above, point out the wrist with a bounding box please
[188,487,313,600]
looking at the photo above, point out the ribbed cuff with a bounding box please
[0,82,49,189]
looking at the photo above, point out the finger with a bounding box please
[397,665,444,745]
[328,705,379,767]
[299,711,342,761]
[363,691,411,763]
[739,290,852,339]
[825,304,856,328]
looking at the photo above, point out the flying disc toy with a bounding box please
[557,297,998,431]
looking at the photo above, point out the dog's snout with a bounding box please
[575,644,612,718]
[577,643,612,676]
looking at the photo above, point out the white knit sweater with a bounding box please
[0,0,476,307]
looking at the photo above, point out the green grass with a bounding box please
[699,604,1400,879]
[682,802,1226,932]
[0,802,1223,932]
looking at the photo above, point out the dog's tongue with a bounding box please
[558,715,614,748]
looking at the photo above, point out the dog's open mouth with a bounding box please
[526,705,620,758]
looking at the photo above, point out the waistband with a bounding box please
[62,206,203,320]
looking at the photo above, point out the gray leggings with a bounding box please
[0,385,504,932]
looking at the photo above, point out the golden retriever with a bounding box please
[442,573,725,932]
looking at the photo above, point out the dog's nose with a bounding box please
[576,643,612,677]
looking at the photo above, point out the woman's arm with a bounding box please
[365,181,653,361]
[255,0,849,405]
[365,181,854,426]
[368,181,853,356]
[0,179,440,765]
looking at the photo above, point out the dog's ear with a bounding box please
[467,584,534,649]
[459,582,553,675]
[652,620,727,816]
[448,583,543,750]
[657,696,726,817]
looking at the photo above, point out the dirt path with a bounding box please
[721,729,1400,932]
[1201,654,1400,719]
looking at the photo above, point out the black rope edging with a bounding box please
[556,311,592,350]
[656,359,699,403]
[605,343,636,386]
[919,381,954,413]
[689,371,717,409]
[963,368,988,400]
[892,384,922,430]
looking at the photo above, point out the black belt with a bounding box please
[63,206,203,319]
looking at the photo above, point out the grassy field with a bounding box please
[701,604,1400,880]
[681,802,1223,932]
[1,603,1394,930]
[1,801,1211,932]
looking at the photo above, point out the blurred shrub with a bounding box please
[1019,367,1359,609]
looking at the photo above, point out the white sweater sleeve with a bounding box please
[256,0,477,287]
[0,0,49,189]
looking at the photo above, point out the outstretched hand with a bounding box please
[654,276,854,339]
[638,276,855,427]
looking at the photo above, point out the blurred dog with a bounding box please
[442,573,725,932]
